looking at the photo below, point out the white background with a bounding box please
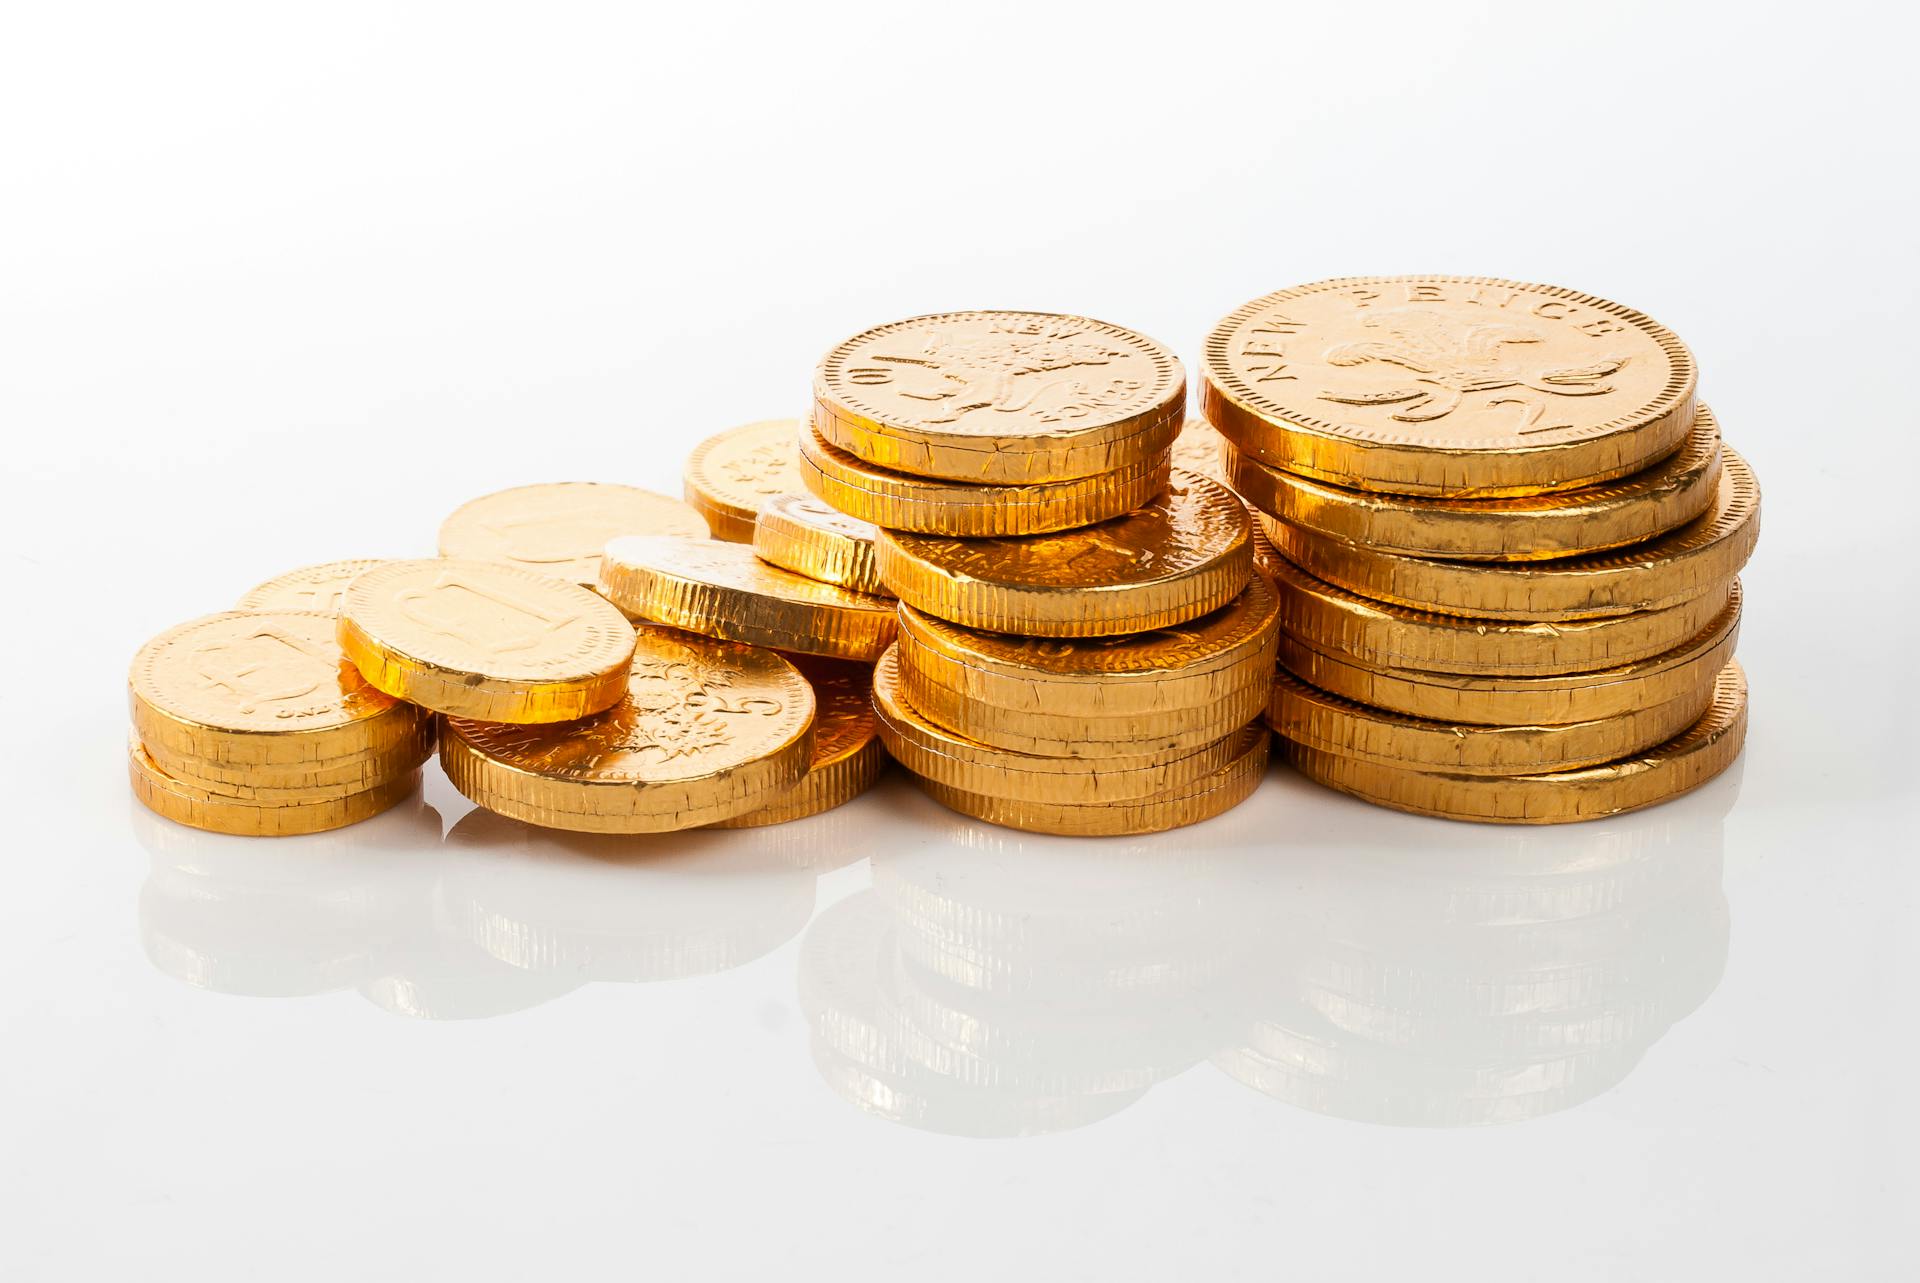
[3,2,1916,1279]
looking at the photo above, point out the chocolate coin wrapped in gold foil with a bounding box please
[338,559,636,722]
[1276,582,1741,726]
[876,471,1251,637]
[813,311,1185,483]
[237,560,386,613]
[1203,276,1698,496]
[710,655,886,828]
[684,419,805,542]
[127,737,421,837]
[872,649,1248,803]
[1284,662,1748,823]
[1265,449,1760,620]
[131,610,432,769]
[1267,667,1717,775]
[914,725,1270,836]
[437,482,707,587]
[440,627,817,832]
[1228,406,1724,562]
[801,422,1168,537]
[751,493,890,596]
[893,573,1279,718]
[598,536,896,661]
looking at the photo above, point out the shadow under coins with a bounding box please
[133,783,883,1021]
[798,760,1740,1137]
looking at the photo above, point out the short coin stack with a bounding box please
[1203,275,1759,823]
[803,310,1277,834]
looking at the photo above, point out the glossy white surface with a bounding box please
[3,3,1915,1279]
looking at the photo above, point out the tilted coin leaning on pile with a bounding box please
[127,280,1757,837]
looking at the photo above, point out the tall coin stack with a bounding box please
[805,311,1278,835]
[1202,276,1759,823]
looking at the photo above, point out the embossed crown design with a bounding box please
[866,328,1142,425]
[720,444,793,492]
[1318,307,1628,429]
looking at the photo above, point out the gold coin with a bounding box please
[440,627,817,832]
[893,574,1278,718]
[598,536,896,661]
[143,726,436,799]
[1228,405,1724,562]
[896,654,1270,758]
[1266,550,1732,675]
[1278,581,1742,726]
[1267,666,1716,775]
[1169,411,1232,486]
[875,472,1251,637]
[128,738,421,836]
[1266,448,1759,620]
[873,647,1249,803]
[1202,276,1698,497]
[130,610,432,767]
[338,559,635,721]
[236,560,386,613]
[437,482,707,587]
[683,419,805,542]
[813,311,1185,483]
[914,725,1269,836]
[1284,662,1748,824]
[800,421,1168,537]
[751,492,891,596]
[710,655,886,828]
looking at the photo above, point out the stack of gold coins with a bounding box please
[799,310,1273,834]
[128,609,435,836]
[1202,275,1759,823]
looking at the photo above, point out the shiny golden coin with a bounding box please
[144,726,436,799]
[1279,582,1741,726]
[1266,551,1732,676]
[1266,448,1759,620]
[441,627,816,832]
[800,421,1168,537]
[1229,405,1724,562]
[893,574,1278,718]
[751,492,891,596]
[1169,412,1233,486]
[875,471,1251,637]
[437,482,707,587]
[1267,666,1715,775]
[236,560,386,613]
[683,419,805,542]
[914,724,1269,836]
[1284,662,1748,824]
[130,610,432,767]
[873,647,1248,803]
[710,655,886,828]
[129,738,421,836]
[1203,276,1698,497]
[338,559,635,722]
[598,536,896,661]
[896,655,1269,758]
[813,311,1185,483]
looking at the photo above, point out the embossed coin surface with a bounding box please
[683,419,805,543]
[130,610,430,766]
[237,560,386,613]
[1266,449,1759,620]
[599,536,896,661]
[894,575,1279,718]
[1229,405,1724,562]
[1203,276,1698,496]
[440,627,816,832]
[875,471,1252,637]
[437,482,707,587]
[751,492,891,596]
[815,311,1185,483]
[1284,662,1748,824]
[710,655,885,828]
[338,559,636,722]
